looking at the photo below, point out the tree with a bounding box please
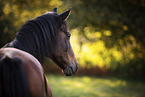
[64,0,145,79]
[65,0,145,47]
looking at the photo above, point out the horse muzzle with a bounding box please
[63,62,79,76]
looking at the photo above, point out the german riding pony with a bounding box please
[0,8,79,97]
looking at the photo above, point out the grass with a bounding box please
[46,74,145,97]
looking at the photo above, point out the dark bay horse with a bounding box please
[0,8,79,97]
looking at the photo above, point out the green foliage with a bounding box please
[47,74,145,97]
[0,0,145,79]
[65,0,145,46]
[66,0,145,79]
[0,1,15,47]
[70,28,145,79]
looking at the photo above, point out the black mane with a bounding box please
[7,13,61,62]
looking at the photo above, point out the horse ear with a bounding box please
[52,8,57,12]
[59,8,71,22]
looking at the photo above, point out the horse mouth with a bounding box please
[63,63,79,76]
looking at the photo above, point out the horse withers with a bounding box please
[0,8,79,97]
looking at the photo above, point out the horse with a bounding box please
[0,8,79,97]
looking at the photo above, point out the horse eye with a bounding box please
[67,33,71,38]
[67,33,71,39]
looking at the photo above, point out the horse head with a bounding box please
[49,8,79,76]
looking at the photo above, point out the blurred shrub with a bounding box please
[70,27,145,80]
[1,0,145,80]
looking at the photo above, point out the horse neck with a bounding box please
[7,16,59,62]
[9,30,49,62]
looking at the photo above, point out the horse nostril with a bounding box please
[76,63,79,71]
[69,66,74,74]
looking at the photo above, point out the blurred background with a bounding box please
[0,0,145,97]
